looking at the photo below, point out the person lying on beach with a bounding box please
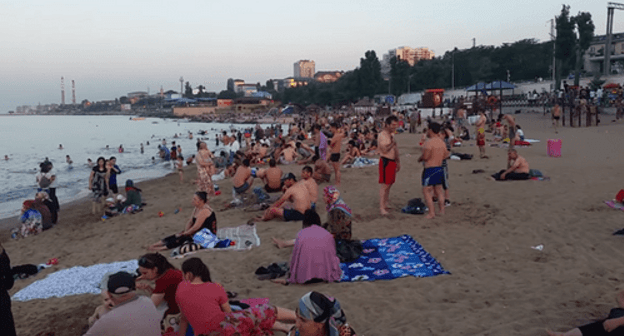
[135,253,183,333]
[310,155,332,184]
[547,291,624,336]
[146,192,216,251]
[287,291,357,336]
[341,140,361,165]
[256,159,283,193]
[362,136,378,156]
[491,149,530,181]
[271,210,341,285]
[254,173,311,222]
[232,159,253,195]
[176,257,296,336]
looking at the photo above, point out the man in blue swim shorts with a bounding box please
[418,122,449,219]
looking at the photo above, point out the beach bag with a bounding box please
[336,239,363,263]
[193,228,219,249]
[38,175,52,188]
[547,139,562,157]
[402,198,427,215]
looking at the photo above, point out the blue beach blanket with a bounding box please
[340,235,449,282]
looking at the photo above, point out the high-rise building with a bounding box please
[294,60,315,79]
[381,46,435,78]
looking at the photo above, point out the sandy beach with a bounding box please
[4,111,624,336]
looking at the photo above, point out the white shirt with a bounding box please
[230,140,240,152]
[36,170,56,188]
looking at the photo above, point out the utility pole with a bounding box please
[549,18,556,84]
[452,49,455,90]
[179,77,184,96]
[472,38,476,48]
[605,3,624,76]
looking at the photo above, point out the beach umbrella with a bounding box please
[465,82,487,91]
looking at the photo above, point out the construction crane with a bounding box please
[604,2,624,76]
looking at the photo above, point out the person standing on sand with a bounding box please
[0,242,16,336]
[328,123,344,186]
[552,103,561,133]
[108,157,121,197]
[503,114,516,150]
[89,157,110,215]
[196,142,215,196]
[475,111,487,136]
[418,122,448,219]
[378,116,400,215]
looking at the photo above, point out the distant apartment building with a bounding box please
[584,32,624,74]
[238,84,258,97]
[381,46,435,78]
[314,71,344,83]
[294,60,315,78]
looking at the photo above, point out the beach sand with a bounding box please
[4,111,624,336]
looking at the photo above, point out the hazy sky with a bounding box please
[0,0,621,112]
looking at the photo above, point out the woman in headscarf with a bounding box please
[322,186,352,241]
[289,291,356,336]
[272,210,342,285]
[0,242,16,336]
[195,141,215,196]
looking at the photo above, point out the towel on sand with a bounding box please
[340,235,448,282]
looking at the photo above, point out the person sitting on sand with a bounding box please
[147,191,216,251]
[287,291,357,336]
[121,179,142,208]
[299,166,318,209]
[1,243,16,336]
[271,210,342,285]
[136,253,184,333]
[492,149,530,181]
[175,257,296,336]
[255,173,311,222]
[280,143,297,165]
[547,290,624,336]
[88,283,114,328]
[273,185,352,246]
[295,142,313,162]
[232,159,253,195]
[341,140,361,165]
[311,155,332,184]
[256,158,283,193]
[84,271,161,336]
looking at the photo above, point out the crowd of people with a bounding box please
[7,95,623,336]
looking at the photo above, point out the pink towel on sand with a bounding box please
[288,225,342,284]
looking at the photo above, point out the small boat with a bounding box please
[132,117,146,121]
[152,121,158,124]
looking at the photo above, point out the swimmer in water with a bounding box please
[66,155,73,164]
[106,145,109,150]
[87,158,94,167]
[140,143,144,154]
[151,156,156,164]
[4,155,8,160]
[59,144,63,149]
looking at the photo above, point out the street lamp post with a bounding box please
[452,49,455,91]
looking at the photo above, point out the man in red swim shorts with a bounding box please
[378,115,400,215]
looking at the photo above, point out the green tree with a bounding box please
[217,90,237,99]
[266,80,275,92]
[389,56,410,96]
[119,96,129,104]
[555,5,575,90]
[358,50,382,98]
[573,11,595,85]
[184,81,193,98]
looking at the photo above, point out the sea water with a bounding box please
[0,115,275,219]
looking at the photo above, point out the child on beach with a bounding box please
[477,129,487,159]
[88,290,113,328]
[176,155,184,183]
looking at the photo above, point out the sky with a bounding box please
[0,0,622,112]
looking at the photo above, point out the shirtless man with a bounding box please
[418,122,449,219]
[503,114,516,150]
[341,140,361,165]
[221,131,230,146]
[552,103,561,133]
[256,159,283,193]
[492,149,530,181]
[255,173,311,222]
[475,111,487,136]
[299,165,318,210]
[456,105,466,136]
[280,143,296,164]
[378,115,401,215]
[232,159,253,195]
[328,123,344,185]
[310,155,331,183]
